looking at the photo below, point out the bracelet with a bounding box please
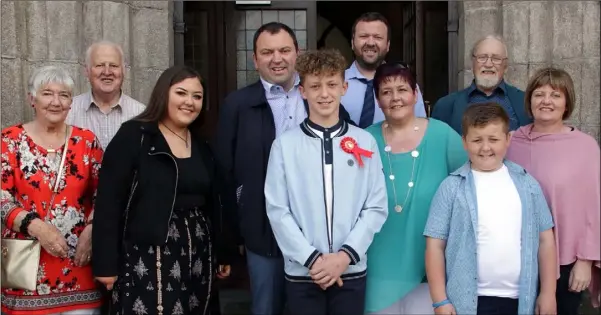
[20,212,41,235]
[432,299,451,309]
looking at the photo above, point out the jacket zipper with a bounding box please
[329,157,334,254]
[304,124,334,253]
[318,139,333,253]
[148,151,179,243]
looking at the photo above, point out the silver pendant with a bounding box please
[394,205,403,213]
[389,174,395,181]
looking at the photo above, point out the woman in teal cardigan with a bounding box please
[364,62,467,314]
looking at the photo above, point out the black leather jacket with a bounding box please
[92,120,236,277]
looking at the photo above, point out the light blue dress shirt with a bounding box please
[260,75,307,137]
[341,62,427,126]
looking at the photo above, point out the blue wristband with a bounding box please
[432,299,451,308]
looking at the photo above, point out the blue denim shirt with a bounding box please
[424,160,554,315]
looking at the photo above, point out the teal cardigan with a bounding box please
[431,82,532,134]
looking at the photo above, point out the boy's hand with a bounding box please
[309,252,350,286]
[535,292,556,315]
[318,277,344,290]
[434,304,456,315]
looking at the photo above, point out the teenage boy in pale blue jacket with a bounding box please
[265,49,388,315]
[424,102,557,315]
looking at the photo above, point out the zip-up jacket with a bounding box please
[92,120,237,277]
[265,119,388,280]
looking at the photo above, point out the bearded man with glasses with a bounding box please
[432,34,532,134]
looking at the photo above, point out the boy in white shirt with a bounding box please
[423,102,557,315]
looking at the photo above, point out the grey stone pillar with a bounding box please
[457,1,600,141]
[1,1,173,128]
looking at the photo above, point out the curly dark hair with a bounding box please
[295,49,347,85]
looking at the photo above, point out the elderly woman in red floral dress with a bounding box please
[1,66,104,315]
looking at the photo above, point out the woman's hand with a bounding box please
[569,259,593,292]
[74,225,93,266]
[217,265,231,279]
[28,219,69,258]
[96,276,118,290]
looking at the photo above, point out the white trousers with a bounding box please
[368,283,435,315]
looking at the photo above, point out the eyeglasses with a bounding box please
[473,54,506,65]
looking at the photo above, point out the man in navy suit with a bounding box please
[213,22,353,315]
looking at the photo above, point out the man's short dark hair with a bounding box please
[252,22,299,54]
[351,12,391,40]
[461,102,510,137]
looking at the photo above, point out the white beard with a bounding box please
[475,75,501,89]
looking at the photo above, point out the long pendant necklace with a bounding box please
[161,123,189,148]
[383,122,420,213]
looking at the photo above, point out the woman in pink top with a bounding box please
[507,67,600,314]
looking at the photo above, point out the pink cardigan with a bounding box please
[507,124,600,307]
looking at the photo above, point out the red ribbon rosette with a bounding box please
[340,137,373,167]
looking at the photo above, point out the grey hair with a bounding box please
[470,34,508,58]
[85,40,125,69]
[28,66,75,97]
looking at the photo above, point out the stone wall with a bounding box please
[457,1,600,141]
[0,1,173,128]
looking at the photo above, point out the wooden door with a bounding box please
[177,2,233,137]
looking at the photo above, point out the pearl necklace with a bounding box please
[383,122,420,213]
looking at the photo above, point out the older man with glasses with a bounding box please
[432,34,532,134]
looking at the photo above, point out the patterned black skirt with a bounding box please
[110,207,214,315]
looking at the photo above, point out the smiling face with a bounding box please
[300,73,348,125]
[530,84,567,125]
[86,44,124,95]
[377,76,416,122]
[31,83,73,125]
[164,77,204,128]
[472,38,507,90]
[463,121,510,172]
[253,30,298,89]
[352,20,390,70]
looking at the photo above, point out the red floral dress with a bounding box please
[1,125,104,315]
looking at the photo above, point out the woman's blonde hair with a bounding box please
[524,67,575,120]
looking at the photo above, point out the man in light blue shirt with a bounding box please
[342,12,427,128]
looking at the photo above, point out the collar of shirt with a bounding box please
[467,79,507,96]
[345,61,367,81]
[260,74,301,95]
[85,91,124,112]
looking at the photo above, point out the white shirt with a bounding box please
[472,165,522,298]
